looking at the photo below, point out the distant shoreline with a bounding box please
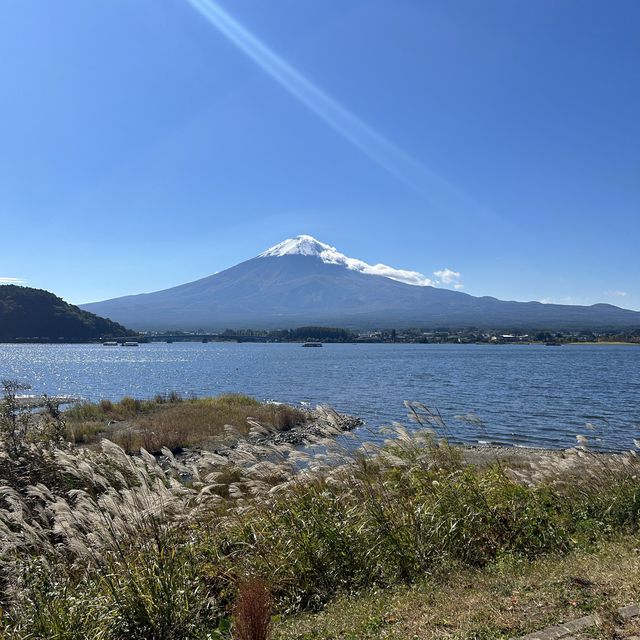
[2,339,640,346]
[566,340,640,346]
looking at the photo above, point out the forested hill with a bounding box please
[0,285,135,342]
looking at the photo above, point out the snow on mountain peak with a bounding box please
[259,235,436,287]
[259,235,331,258]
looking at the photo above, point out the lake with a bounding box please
[0,342,638,451]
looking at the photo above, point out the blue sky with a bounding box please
[1,0,638,309]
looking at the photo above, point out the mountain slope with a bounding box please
[80,236,640,331]
[0,285,135,342]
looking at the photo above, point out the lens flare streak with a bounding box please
[185,0,490,219]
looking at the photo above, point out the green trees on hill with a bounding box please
[0,285,134,342]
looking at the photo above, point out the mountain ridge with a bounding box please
[80,236,640,331]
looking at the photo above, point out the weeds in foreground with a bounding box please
[0,388,639,639]
[233,578,272,640]
[274,537,640,640]
[66,394,306,453]
[0,380,66,457]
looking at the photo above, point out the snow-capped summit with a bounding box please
[259,235,332,258]
[80,235,640,332]
[259,235,435,287]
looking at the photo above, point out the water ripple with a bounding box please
[0,343,638,451]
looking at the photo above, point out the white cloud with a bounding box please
[261,235,438,286]
[357,263,437,286]
[539,296,596,306]
[433,268,461,284]
[541,292,633,306]
[0,277,25,284]
[260,237,462,289]
[432,268,463,289]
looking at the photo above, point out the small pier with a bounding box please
[16,395,82,408]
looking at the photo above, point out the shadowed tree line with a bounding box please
[0,285,134,342]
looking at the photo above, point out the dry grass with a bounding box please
[273,535,640,639]
[234,578,273,640]
[3,394,640,640]
[65,394,307,453]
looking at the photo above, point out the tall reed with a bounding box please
[1,390,639,638]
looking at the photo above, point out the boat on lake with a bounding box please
[102,341,118,346]
[302,341,323,347]
[123,341,139,347]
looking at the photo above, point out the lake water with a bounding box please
[0,342,638,451]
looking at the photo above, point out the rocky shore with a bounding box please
[247,409,363,447]
[164,406,363,467]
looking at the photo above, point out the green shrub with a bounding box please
[195,439,640,616]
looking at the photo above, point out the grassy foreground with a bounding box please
[274,536,640,639]
[1,389,639,639]
[65,393,306,452]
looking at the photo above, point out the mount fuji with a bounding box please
[80,236,640,331]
